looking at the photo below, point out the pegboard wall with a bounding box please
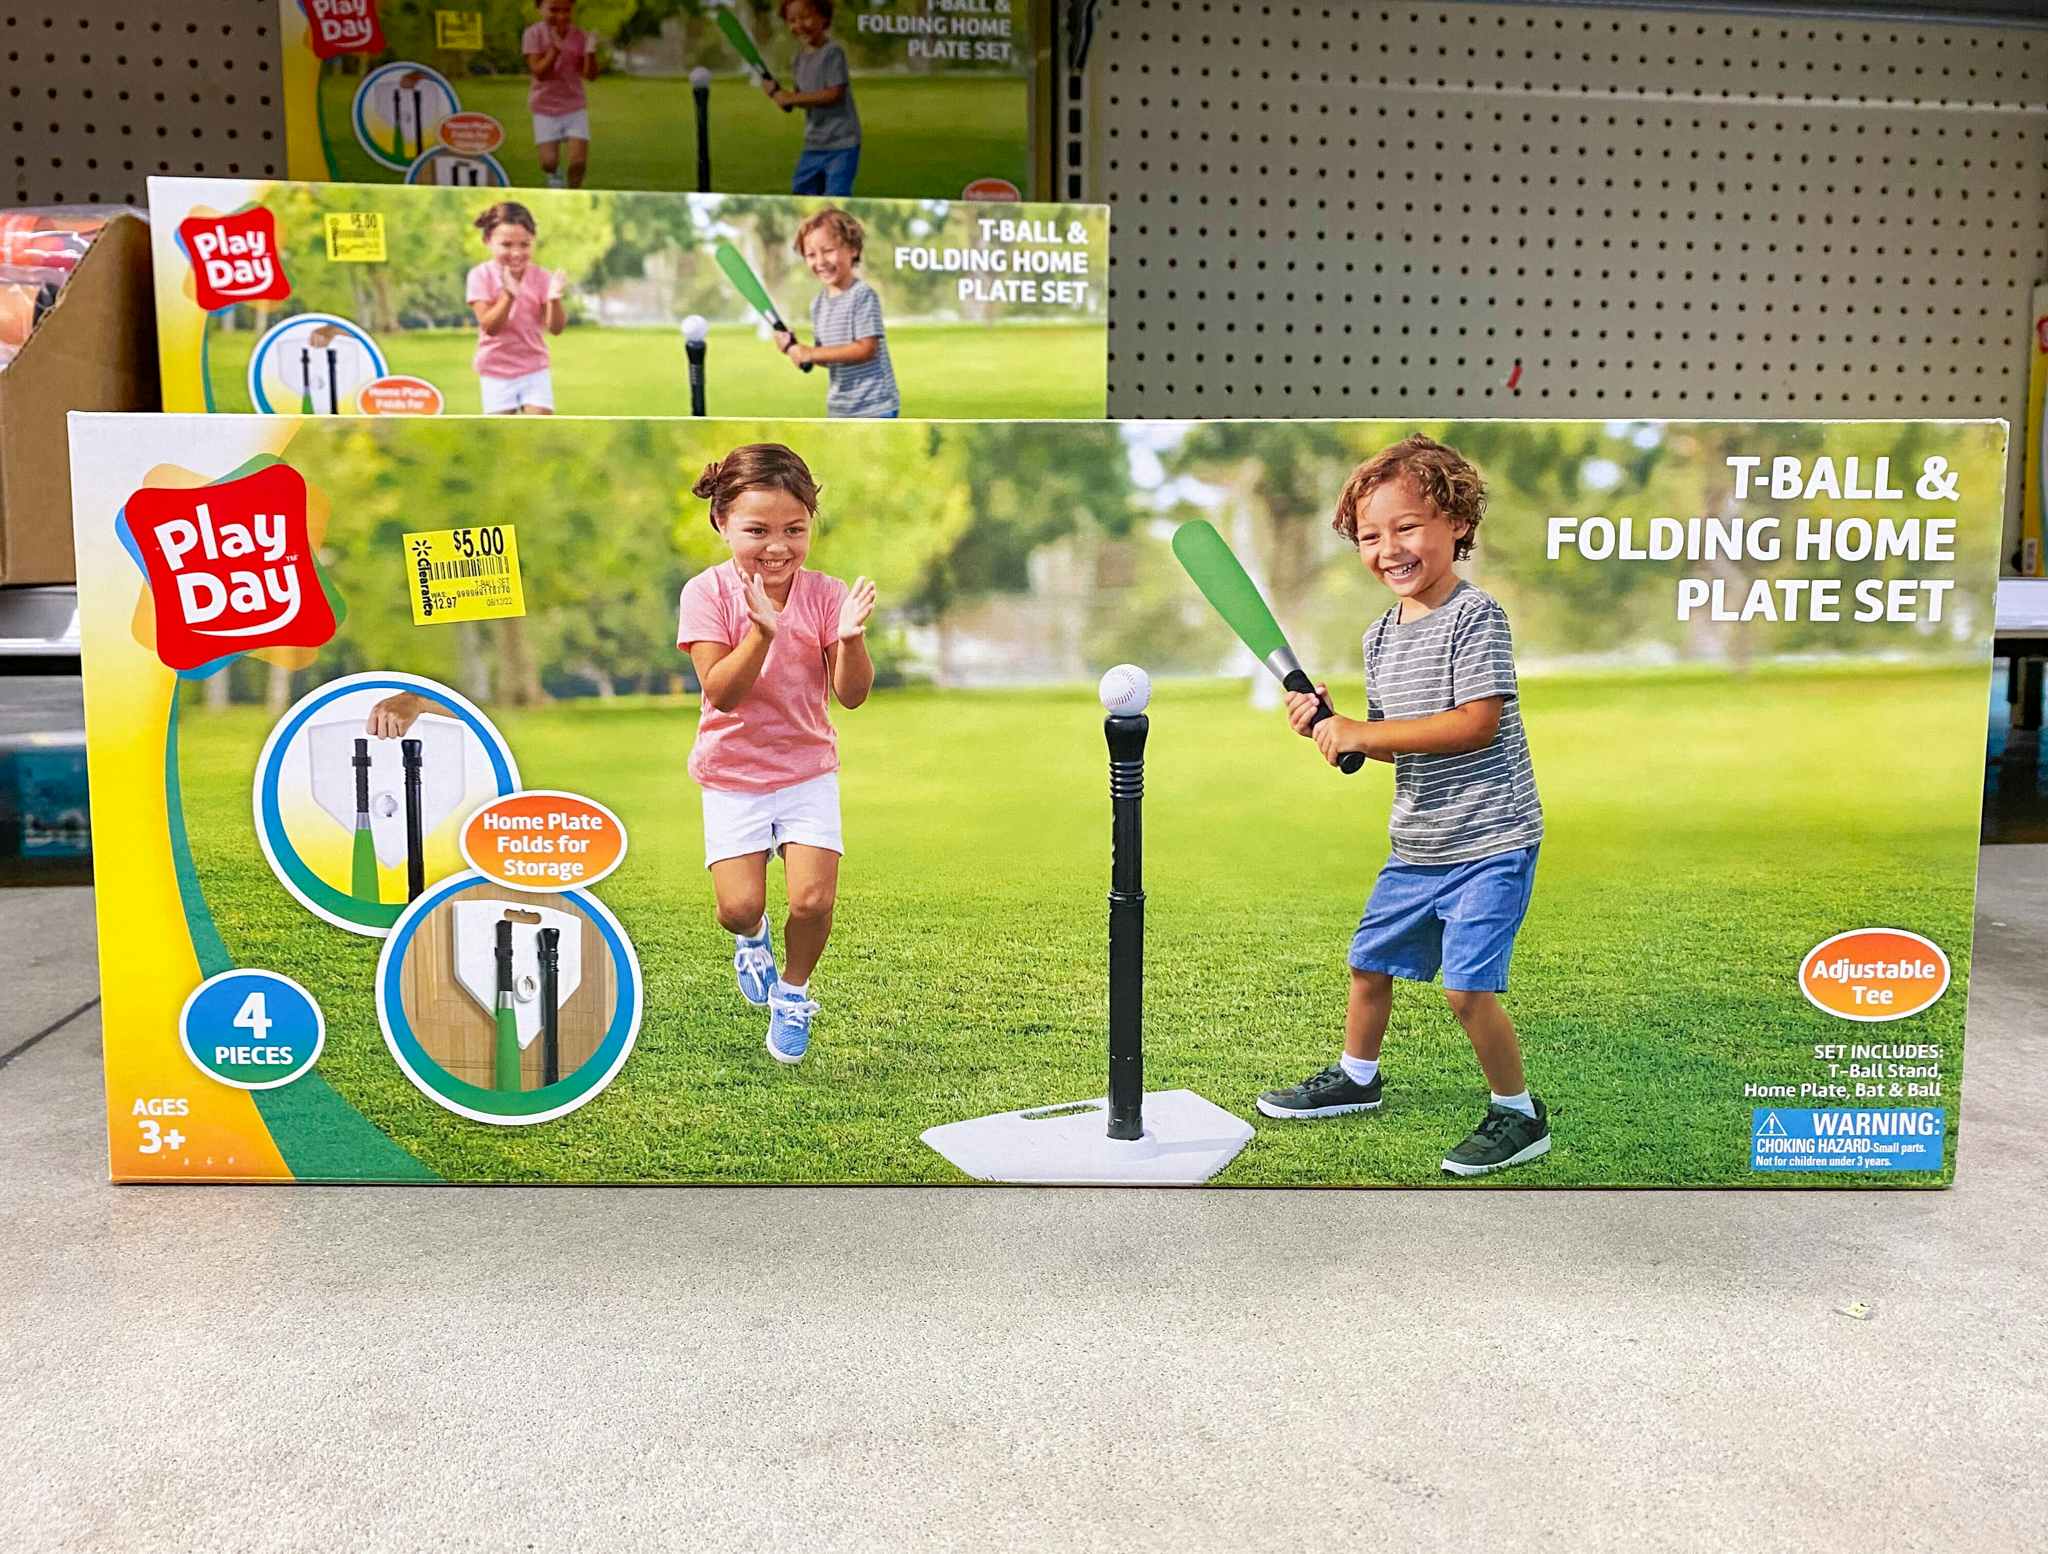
[11,0,2048,544]
[1065,0,2048,445]
[7,3,283,198]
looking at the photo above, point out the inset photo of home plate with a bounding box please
[375,874,642,1125]
[253,672,521,936]
[245,312,388,415]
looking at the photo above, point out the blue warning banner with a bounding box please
[1750,1109,1946,1173]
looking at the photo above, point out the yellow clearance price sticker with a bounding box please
[436,10,485,49]
[324,212,387,263]
[404,525,527,626]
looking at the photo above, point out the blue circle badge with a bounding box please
[179,971,326,1090]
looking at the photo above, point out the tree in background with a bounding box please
[1164,422,1365,680]
[362,0,639,76]
[897,423,1134,683]
[245,185,619,335]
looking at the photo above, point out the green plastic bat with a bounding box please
[494,920,521,1090]
[1171,519,1363,774]
[351,826,379,903]
[714,241,813,372]
[715,10,783,95]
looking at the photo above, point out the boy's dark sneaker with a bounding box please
[1441,1096,1551,1176]
[1255,1064,1382,1120]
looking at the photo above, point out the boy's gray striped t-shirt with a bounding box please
[793,41,860,150]
[811,280,899,417]
[1363,580,1543,865]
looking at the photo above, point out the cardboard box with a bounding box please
[278,0,1039,201]
[69,411,2003,1187]
[147,177,1108,421]
[0,213,157,584]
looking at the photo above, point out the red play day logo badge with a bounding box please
[179,209,291,310]
[127,466,336,671]
[301,0,385,59]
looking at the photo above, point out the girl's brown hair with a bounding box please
[473,202,537,241]
[793,206,863,262]
[693,444,821,528]
[1332,434,1486,560]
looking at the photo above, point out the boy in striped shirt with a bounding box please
[1256,434,1551,1176]
[774,207,899,418]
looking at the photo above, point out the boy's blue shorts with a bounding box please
[1348,845,1539,993]
[793,145,860,196]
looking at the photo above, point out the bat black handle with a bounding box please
[1282,669,1364,776]
[776,324,814,373]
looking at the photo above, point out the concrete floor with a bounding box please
[3,858,2044,1550]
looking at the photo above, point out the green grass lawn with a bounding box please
[177,668,1983,1186]
[203,321,1104,420]
[317,71,1031,198]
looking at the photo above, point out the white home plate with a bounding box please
[921,1089,1253,1185]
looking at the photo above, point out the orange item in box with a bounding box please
[0,208,118,272]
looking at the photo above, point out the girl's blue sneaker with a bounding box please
[766,987,818,1064]
[734,922,777,1007]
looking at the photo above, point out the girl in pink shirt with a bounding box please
[677,443,877,1064]
[465,202,566,415]
[523,0,600,188]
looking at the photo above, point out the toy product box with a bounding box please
[2019,281,2048,578]
[71,412,2002,1186]
[279,0,1039,201]
[148,177,1106,422]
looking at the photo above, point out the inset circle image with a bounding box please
[247,313,388,415]
[254,672,521,937]
[376,874,642,1126]
[353,62,461,173]
[405,147,509,188]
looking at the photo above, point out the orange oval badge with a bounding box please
[460,791,627,892]
[1799,929,1950,1022]
[438,111,506,156]
[358,376,445,416]
[961,177,1021,202]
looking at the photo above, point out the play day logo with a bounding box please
[127,466,336,671]
[179,209,291,310]
[301,0,385,59]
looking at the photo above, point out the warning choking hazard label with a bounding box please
[405,525,525,625]
[1751,1109,1945,1173]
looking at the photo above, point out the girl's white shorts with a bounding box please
[480,368,555,414]
[702,772,843,868]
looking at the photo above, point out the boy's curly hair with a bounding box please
[782,0,834,20]
[793,206,864,262]
[1332,434,1486,561]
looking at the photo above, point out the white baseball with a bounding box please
[680,314,709,345]
[1098,663,1151,716]
[689,66,713,90]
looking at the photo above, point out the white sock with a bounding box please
[774,978,809,999]
[546,171,566,189]
[1491,1090,1536,1119]
[1340,1053,1379,1086]
[735,915,768,944]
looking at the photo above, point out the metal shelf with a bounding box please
[0,588,80,659]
